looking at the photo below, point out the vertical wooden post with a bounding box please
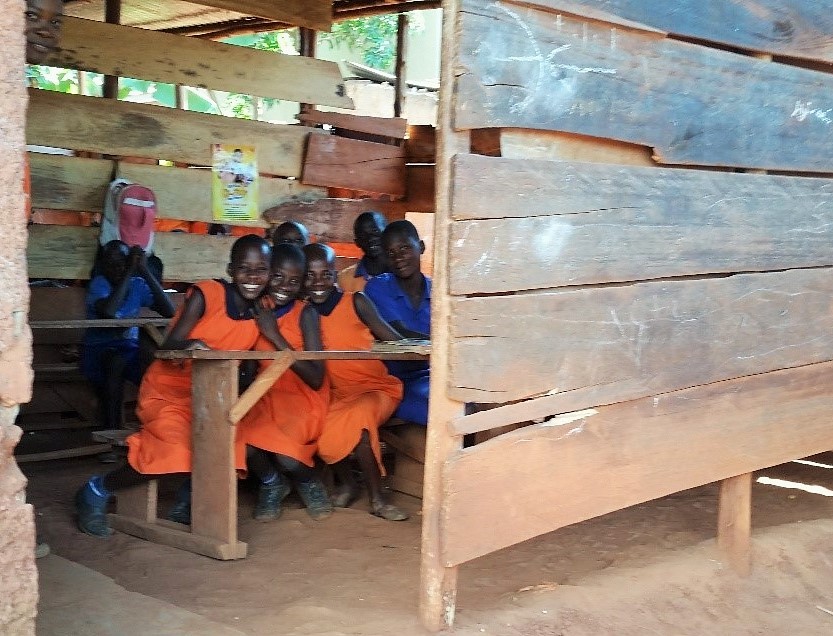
[419,0,467,630]
[717,472,752,576]
[190,358,246,559]
[174,85,187,110]
[102,0,121,99]
[299,27,317,116]
[116,481,158,522]
[394,13,408,118]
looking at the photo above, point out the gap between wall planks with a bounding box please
[298,111,407,139]
[449,267,833,405]
[405,125,436,163]
[26,90,314,178]
[440,359,833,566]
[529,0,833,63]
[48,18,352,109]
[302,135,407,196]
[448,155,833,294]
[499,129,654,165]
[28,153,327,228]
[455,0,833,171]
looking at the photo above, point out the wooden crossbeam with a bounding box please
[27,89,312,178]
[228,351,294,424]
[186,0,332,31]
[53,17,349,107]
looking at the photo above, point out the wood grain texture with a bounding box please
[186,0,332,31]
[118,162,324,225]
[302,135,407,196]
[450,268,833,403]
[116,481,158,522]
[455,0,833,171]
[531,0,833,63]
[419,1,468,628]
[28,225,235,282]
[191,359,239,546]
[450,155,833,293]
[51,18,350,108]
[27,89,312,178]
[107,514,247,560]
[263,197,381,243]
[28,153,112,212]
[298,111,406,138]
[229,352,293,424]
[29,153,326,223]
[718,472,752,576]
[441,361,833,565]
[499,129,654,165]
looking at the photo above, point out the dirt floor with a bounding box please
[24,452,833,635]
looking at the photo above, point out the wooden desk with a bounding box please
[108,343,430,560]
[30,317,170,346]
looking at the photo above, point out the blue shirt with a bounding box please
[364,273,431,378]
[364,273,431,336]
[84,275,154,346]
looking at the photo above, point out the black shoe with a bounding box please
[296,478,334,520]
[75,481,113,538]
[167,479,191,525]
[254,474,290,522]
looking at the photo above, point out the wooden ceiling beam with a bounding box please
[184,0,332,32]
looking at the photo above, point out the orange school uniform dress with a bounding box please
[126,280,261,475]
[236,301,329,467]
[316,291,403,471]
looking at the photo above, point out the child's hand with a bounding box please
[183,339,210,351]
[127,246,145,269]
[254,303,278,335]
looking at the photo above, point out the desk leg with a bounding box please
[718,472,752,576]
[116,481,158,521]
[190,358,247,560]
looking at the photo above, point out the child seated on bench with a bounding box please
[304,243,408,521]
[271,220,309,248]
[236,244,333,521]
[82,240,175,431]
[338,211,388,293]
[364,220,431,426]
[74,235,272,537]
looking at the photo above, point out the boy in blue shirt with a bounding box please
[363,220,430,425]
[82,240,175,430]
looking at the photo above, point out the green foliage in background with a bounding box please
[25,13,424,118]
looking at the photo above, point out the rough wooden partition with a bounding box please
[26,15,350,281]
[420,0,833,629]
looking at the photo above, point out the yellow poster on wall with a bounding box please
[212,144,258,221]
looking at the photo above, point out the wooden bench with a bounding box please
[109,344,430,560]
[19,286,176,461]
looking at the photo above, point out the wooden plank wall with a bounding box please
[27,16,355,281]
[420,0,833,629]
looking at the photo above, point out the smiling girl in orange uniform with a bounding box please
[304,243,408,521]
[75,235,272,537]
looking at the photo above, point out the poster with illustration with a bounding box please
[212,144,258,221]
